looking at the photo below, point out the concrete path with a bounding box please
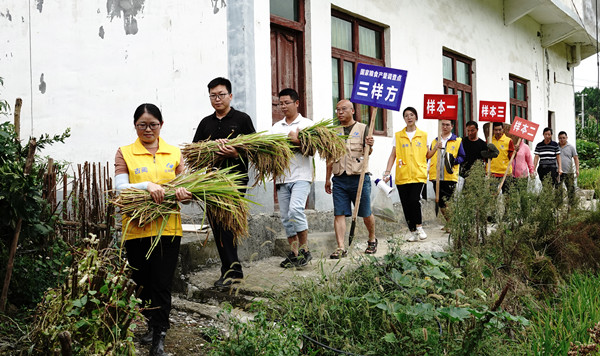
[184,221,450,296]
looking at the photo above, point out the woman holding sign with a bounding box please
[383,107,429,242]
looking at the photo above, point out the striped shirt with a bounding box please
[534,140,560,167]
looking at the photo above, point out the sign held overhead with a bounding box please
[423,94,458,120]
[350,63,408,111]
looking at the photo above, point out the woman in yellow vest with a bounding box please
[114,103,191,356]
[383,107,430,242]
[426,119,466,227]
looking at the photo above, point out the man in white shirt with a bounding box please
[270,88,314,268]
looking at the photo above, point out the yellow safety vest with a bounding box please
[489,134,513,175]
[429,137,462,182]
[394,128,428,185]
[120,137,182,240]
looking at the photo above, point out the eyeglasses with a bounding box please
[279,101,294,106]
[209,93,230,101]
[135,123,161,130]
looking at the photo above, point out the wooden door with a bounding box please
[270,25,305,123]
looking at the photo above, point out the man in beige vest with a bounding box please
[325,99,377,259]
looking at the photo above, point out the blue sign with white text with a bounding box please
[350,63,408,111]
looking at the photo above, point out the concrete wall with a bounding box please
[0,0,586,216]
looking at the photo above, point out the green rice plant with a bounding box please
[181,131,294,185]
[111,167,254,257]
[522,272,600,355]
[578,167,600,198]
[297,118,347,161]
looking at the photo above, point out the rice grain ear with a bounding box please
[109,167,256,257]
[181,132,294,186]
[297,119,347,161]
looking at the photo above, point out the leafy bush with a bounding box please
[207,302,305,356]
[0,121,70,307]
[28,235,140,355]
[576,140,600,169]
[0,77,9,116]
[229,250,527,355]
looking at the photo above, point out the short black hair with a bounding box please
[558,131,567,137]
[278,88,299,102]
[543,127,553,134]
[207,77,232,94]
[465,120,478,129]
[493,122,504,128]
[133,103,163,124]
[402,107,419,120]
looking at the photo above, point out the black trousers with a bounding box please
[208,184,247,280]
[431,181,457,209]
[125,235,181,329]
[538,165,559,187]
[209,216,244,279]
[397,183,425,231]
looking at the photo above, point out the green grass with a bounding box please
[521,272,600,355]
[578,167,600,198]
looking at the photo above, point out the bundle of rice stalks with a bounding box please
[181,132,294,185]
[297,118,347,162]
[111,167,253,254]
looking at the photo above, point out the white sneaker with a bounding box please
[416,226,427,240]
[406,231,419,242]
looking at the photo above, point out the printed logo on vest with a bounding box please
[164,163,175,173]
[416,141,422,147]
[134,167,149,174]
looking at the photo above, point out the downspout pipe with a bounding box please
[568,42,581,68]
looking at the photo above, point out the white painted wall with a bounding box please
[1,0,229,168]
[0,0,591,213]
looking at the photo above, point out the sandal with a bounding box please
[330,248,347,259]
[365,239,378,254]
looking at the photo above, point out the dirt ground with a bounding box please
[132,310,219,356]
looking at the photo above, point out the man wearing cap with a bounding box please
[426,119,466,226]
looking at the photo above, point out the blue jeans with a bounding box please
[277,181,311,237]
[332,174,372,217]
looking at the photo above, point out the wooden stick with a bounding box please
[13,98,22,141]
[497,137,521,194]
[435,120,442,203]
[487,123,493,178]
[0,139,37,312]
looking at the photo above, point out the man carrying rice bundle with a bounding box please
[270,88,314,268]
[192,77,256,288]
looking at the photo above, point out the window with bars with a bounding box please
[331,10,386,134]
[509,75,528,122]
[442,51,473,137]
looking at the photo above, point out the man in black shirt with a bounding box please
[460,121,498,177]
[192,77,256,288]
